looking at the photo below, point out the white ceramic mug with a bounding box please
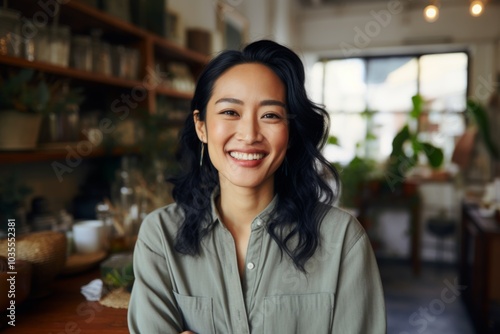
[72,220,107,254]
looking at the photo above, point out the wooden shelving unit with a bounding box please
[0,145,139,164]
[0,0,209,164]
[0,55,144,89]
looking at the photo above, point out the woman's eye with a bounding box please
[220,110,239,116]
[262,113,282,119]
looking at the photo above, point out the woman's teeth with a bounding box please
[229,152,265,160]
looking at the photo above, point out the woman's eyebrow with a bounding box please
[215,97,243,105]
[260,100,286,108]
[214,98,285,108]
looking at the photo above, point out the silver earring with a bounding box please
[200,142,205,167]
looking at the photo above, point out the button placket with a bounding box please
[219,224,250,333]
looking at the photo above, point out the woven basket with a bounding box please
[0,231,67,298]
[0,257,32,310]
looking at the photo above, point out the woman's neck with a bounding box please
[217,179,274,229]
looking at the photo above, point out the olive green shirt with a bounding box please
[128,192,386,333]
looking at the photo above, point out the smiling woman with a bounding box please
[128,40,386,334]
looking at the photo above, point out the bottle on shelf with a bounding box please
[111,155,140,250]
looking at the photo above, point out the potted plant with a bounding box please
[0,69,50,150]
[385,94,444,193]
[38,81,85,143]
[331,110,382,208]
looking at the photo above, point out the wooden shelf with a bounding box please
[156,86,194,100]
[8,0,210,65]
[0,55,196,100]
[1,0,208,165]
[0,145,139,164]
[152,35,210,65]
[0,55,143,89]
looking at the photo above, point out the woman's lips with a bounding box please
[229,151,266,161]
[228,151,267,167]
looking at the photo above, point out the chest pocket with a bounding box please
[263,292,334,334]
[173,291,216,334]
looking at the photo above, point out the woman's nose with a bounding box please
[236,115,262,143]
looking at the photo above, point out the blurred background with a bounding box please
[0,0,499,333]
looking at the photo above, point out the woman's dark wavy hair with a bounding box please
[170,39,339,272]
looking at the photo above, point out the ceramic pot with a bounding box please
[0,110,42,150]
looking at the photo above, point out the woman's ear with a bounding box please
[193,110,207,143]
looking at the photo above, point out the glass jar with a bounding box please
[126,47,140,80]
[34,26,51,63]
[111,156,140,249]
[0,8,21,57]
[21,36,35,61]
[111,45,127,78]
[71,35,92,71]
[58,103,80,142]
[49,25,71,67]
[95,41,112,76]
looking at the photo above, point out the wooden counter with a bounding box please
[1,269,128,333]
[460,202,500,333]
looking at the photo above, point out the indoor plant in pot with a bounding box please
[330,110,382,209]
[385,94,444,193]
[38,81,85,143]
[0,69,50,150]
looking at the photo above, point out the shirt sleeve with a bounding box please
[127,216,184,333]
[331,231,387,333]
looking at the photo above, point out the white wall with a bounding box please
[298,1,500,103]
[240,0,298,47]
[240,0,273,42]
[167,0,218,32]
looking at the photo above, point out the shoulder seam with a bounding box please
[343,227,365,258]
[137,236,166,258]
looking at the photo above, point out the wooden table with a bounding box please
[1,269,129,333]
[357,182,422,275]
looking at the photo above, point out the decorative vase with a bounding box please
[0,110,42,150]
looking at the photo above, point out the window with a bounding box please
[313,52,468,165]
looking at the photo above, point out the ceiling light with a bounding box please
[423,4,440,22]
[470,0,484,17]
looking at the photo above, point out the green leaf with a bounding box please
[410,94,423,119]
[391,125,410,157]
[366,132,377,141]
[467,99,499,160]
[327,135,340,146]
[421,142,444,168]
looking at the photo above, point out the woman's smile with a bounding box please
[228,151,266,161]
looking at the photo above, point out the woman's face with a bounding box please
[194,63,289,191]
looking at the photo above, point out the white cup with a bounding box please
[72,220,107,254]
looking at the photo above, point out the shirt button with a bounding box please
[247,262,255,270]
[256,219,263,226]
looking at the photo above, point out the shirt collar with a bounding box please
[209,186,279,228]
